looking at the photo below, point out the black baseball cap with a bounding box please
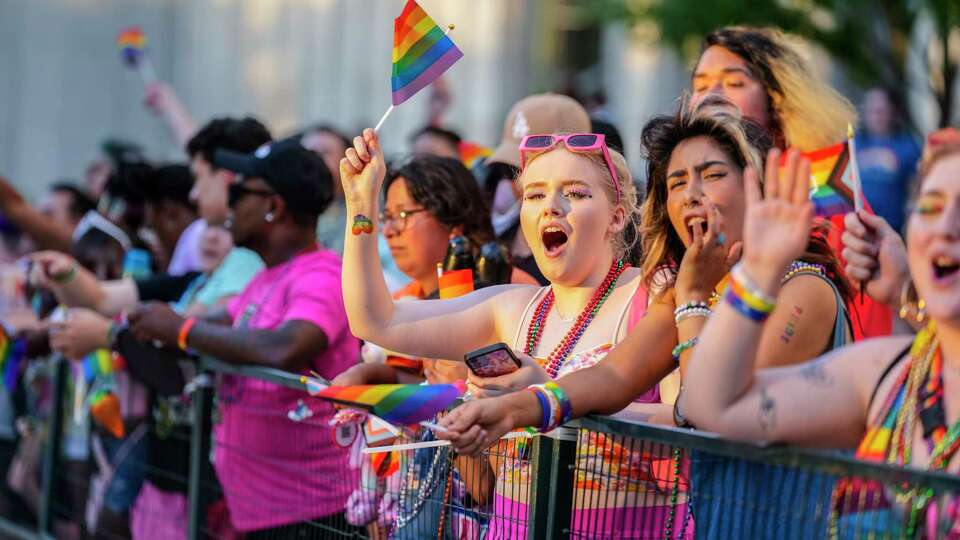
[213,137,334,217]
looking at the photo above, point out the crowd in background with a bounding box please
[0,22,955,540]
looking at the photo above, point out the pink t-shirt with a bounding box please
[213,248,360,532]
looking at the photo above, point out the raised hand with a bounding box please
[29,251,77,288]
[339,128,387,210]
[841,211,908,306]
[437,397,517,456]
[466,352,549,399]
[741,148,813,288]
[675,199,742,304]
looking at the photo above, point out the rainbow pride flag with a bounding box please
[310,381,466,425]
[391,0,463,106]
[80,349,125,383]
[0,328,25,394]
[782,142,866,218]
[117,27,147,67]
[459,141,492,169]
[438,268,474,299]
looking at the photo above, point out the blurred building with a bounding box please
[0,0,699,199]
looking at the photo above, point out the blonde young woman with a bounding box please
[339,127,699,538]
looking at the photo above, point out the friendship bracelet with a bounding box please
[671,338,699,362]
[543,381,573,426]
[731,264,776,311]
[725,288,772,322]
[52,263,77,284]
[674,307,712,325]
[528,387,553,432]
[178,318,197,352]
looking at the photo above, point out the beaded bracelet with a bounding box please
[673,301,710,315]
[674,307,711,325]
[671,337,698,362]
[730,263,776,312]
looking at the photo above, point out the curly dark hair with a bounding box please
[641,103,852,302]
[384,155,495,249]
[186,117,272,164]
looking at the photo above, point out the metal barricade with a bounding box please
[4,358,960,539]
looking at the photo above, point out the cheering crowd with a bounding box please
[0,22,955,540]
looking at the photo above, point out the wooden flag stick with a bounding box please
[847,123,863,213]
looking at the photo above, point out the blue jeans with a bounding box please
[100,426,148,513]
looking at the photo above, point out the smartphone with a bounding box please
[464,343,522,378]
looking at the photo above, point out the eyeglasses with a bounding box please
[228,182,275,208]
[379,208,427,233]
[518,133,621,204]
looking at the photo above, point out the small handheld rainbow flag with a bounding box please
[116,26,157,85]
[80,349,126,383]
[459,141,492,169]
[781,138,868,218]
[90,390,124,438]
[374,0,463,132]
[0,328,25,394]
[309,381,466,426]
[438,268,474,299]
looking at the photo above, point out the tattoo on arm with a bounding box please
[758,385,777,432]
[352,215,374,235]
[798,359,834,387]
[779,305,804,344]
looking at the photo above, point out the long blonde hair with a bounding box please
[701,26,857,151]
[517,139,641,260]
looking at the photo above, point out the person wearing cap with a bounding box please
[126,138,361,537]
[485,93,592,285]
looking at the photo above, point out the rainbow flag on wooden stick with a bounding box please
[391,0,463,106]
[116,26,157,84]
[780,139,867,218]
[374,0,462,132]
[309,382,466,426]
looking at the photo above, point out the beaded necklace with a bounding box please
[524,259,626,378]
[830,322,960,537]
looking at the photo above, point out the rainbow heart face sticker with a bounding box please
[352,214,374,235]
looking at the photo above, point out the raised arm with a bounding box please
[339,129,522,360]
[681,149,890,447]
[0,177,73,251]
[31,251,138,316]
[143,82,197,149]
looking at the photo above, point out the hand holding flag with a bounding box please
[374,0,463,133]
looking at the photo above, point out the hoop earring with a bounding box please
[898,280,927,323]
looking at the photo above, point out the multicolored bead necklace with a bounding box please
[829,322,960,537]
[525,259,627,378]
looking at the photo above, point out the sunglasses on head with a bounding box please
[518,133,621,204]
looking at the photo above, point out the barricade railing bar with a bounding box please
[4,356,960,539]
